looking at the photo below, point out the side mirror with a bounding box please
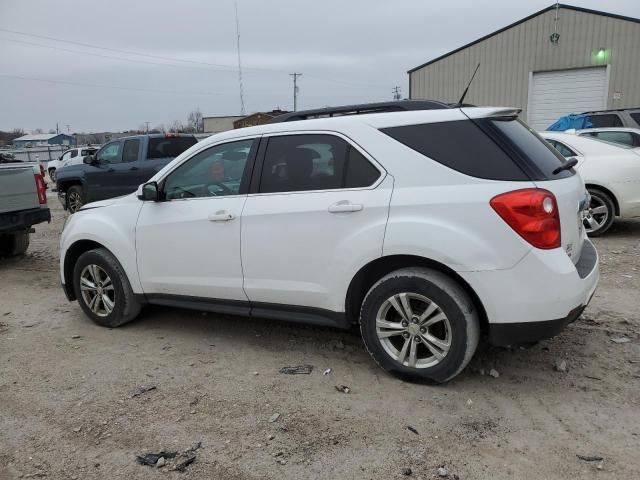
[138,181,160,201]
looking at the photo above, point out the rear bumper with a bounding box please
[0,207,51,233]
[460,238,599,345]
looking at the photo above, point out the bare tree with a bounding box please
[48,129,56,134]
[187,108,203,133]
[168,120,184,133]
[12,128,25,137]
[33,128,44,134]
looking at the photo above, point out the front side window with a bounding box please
[163,139,254,200]
[259,134,380,193]
[97,142,122,164]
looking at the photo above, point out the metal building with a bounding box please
[13,133,76,147]
[408,4,640,130]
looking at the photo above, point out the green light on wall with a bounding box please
[592,48,611,63]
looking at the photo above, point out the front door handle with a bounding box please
[208,210,235,222]
[129,166,139,171]
[328,201,364,213]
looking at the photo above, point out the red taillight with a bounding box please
[34,173,47,204]
[490,188,560,249]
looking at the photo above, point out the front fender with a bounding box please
[60,198,143,292]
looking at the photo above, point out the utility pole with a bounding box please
[289,73,302,111]
[145,121,150,133]
[235,1,246,115]
[56,122,59,134]
[392,86,402,101]
[65,124,70,134]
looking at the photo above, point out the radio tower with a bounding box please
[235,1,246,115]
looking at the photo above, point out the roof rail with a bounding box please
[582,107,640,114]
[268,100,456,123]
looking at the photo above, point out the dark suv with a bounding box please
[582,107,640,128]
[56,133,197,212]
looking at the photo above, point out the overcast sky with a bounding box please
[0,0,637,133]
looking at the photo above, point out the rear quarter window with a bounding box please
[380,120,529,181]
[147,137,197,159]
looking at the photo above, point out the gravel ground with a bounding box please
[1,194,639,480]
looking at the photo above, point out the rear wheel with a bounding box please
[0,232,30,257]
[360,267,479,384]
[584,188,615,237]
[73,248,141,327]
[66,185,84,213]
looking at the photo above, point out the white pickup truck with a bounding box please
[0,161,51,256]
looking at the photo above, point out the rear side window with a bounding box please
[630,113,640,127]
[587,114,623,128]
[380,120,528,181]
[70,150,78,158]
[259,134,380,193]
[123,139,141,162]
[546,139,577,157]
[147,136,197,159]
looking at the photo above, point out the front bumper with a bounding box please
[460,238,599,346]
[0,207,51,233]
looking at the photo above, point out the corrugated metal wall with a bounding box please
[409,7,640,119]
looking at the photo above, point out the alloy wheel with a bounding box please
[583,196,608,233]
[79,264,115,317]
[376,292,452,369]
[68,191,83,213]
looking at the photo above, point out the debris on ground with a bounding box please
[576,454,603,462]
[335,385,351,394]
[554,359,567,372]
[584,375,602,380]
[401,467,412,476]
[407,426,419,435]
[71,334,81,339]
[489,368,500,378]
[130,385,157,398]
[268,413,281,423]
[323,368,332,375]
[437,466,449,477]
[279,364,313,375]
[610,337,631,344]
[137,443,201,471]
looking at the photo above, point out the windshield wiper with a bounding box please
[553,157,578,175]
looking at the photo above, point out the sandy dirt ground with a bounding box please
[1,194,639,480]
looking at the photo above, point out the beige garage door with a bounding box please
[528,67,608,131]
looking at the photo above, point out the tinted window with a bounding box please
[123,139,141,162]
[147,136,197,159]
[547,139,577,157]
[588,114,623,128]
[593,131,634,147]
[70,149,78,158]
[260,135,351,193]
[164,139,254,200]
[630,113,640,127]
[381,120,528,181]
[96,142,122,164]
[345,147,380,188]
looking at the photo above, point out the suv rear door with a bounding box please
[240,132,391,313]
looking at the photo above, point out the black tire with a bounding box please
[585,188,615,237]
[48,168,56,182]
[66,185,84,213]
[360,267,479,384]
[0,232,30,257]
[73,248,141,328]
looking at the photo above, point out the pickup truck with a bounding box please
[56,133,197,212]
[0,162,50,257]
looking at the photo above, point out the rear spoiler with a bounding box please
[460,107,522,119]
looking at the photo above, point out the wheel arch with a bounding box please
[345,254,488,332]
[585,183,619,216]
[63,239,109,300]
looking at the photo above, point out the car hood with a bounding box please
[78,193,133,211]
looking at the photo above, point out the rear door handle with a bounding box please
[328,201,363,213]
[208,210,235,222]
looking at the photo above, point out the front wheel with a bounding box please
[360,268,479,384]
[73,248,141,327]
[584,188,615,237]
[66,185,84,213]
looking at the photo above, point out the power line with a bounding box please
[0,27,391,90]
[0,73,232,97]
[289,73,302,111]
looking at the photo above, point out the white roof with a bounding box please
[576,127,640,134]
[15,133,61,141]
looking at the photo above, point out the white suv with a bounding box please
[59,102,599,383]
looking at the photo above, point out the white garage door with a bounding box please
[528,67,607,130]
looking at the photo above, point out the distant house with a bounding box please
[233,109,289,129]
[13,133,76,148]
[202,115,244,134]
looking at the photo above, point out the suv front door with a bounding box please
[85,140,133,202]
[241,132,392,314]
[135,138,257,304]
